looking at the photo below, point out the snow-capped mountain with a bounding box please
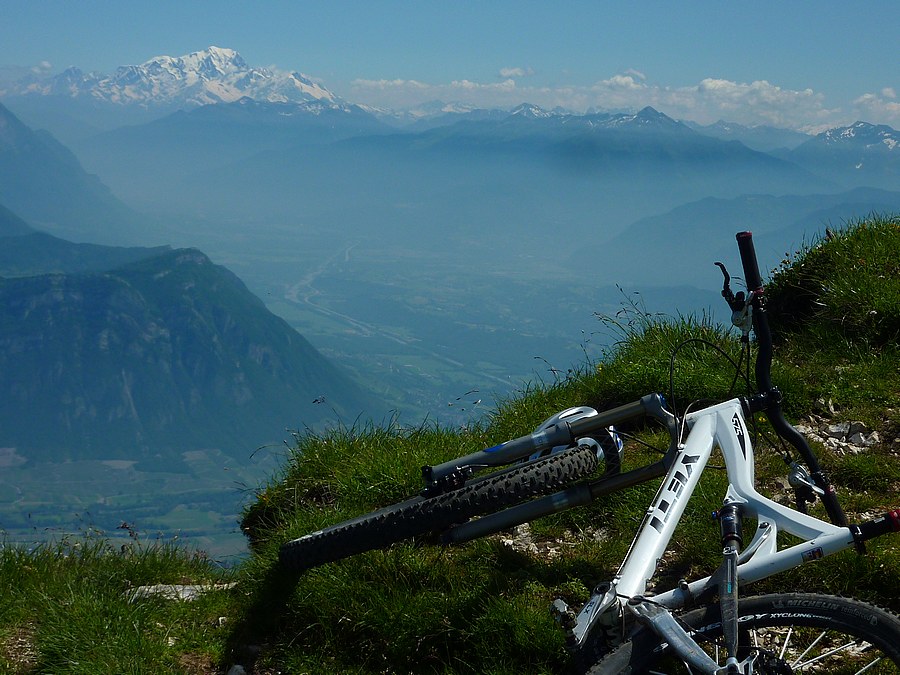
[404,100,485,119]
[363,100,513,128]
[818,121,899,152]
[509,102,559,119]
[549,106,693,135]
[6,46,341,109]
[785,120,899,191]
[499,104,689,132]
[604,106,685,129]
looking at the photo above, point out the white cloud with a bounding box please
[451,78,517,92]
[351,78,430,91]
[600,74,646,91]
[349,72,897,130]
[852,91,900,126]
[682,78,837,128]
[499,67,534,78]
[30,60,53,74]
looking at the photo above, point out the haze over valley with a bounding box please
[1,34,898,556]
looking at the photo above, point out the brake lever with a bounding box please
[715,262,752,339]
[788,461,825,513]
[715,262,734,302]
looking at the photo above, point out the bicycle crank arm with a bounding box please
[628,598,720,672]
[628,598,758,674]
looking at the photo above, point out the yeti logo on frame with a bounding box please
[649,452,701,532]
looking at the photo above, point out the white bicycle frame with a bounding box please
[568,397,857,670]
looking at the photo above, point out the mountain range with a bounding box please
[67,98,871,275]
[2,46,899,428]
[2,46,338,109]
[2,48,896,283]
[3,46,897,179]
[0,218,381,464]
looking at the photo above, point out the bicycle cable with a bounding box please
[614,429,668,456]
[665,335,758,472]
[666,337,752,425]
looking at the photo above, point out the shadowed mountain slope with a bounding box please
[0,247,381,463]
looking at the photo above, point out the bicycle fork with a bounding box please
[716,501,744,671]
[553,501,758,674]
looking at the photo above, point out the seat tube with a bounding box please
[615,413,716,599]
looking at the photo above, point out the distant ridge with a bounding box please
[0,228,169,277]
[571,187,900,288]
[0,245,381,463]
[685,119,811,152]
[0,101,141,243]
[782,121,900,191]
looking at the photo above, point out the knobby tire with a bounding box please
[280,444,598,572]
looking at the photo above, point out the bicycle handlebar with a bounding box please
[736,231,764,295]
[424,394,675,485]
[736,231,774,394]
[734,232,851,531]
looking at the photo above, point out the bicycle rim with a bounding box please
[586,593,900,674]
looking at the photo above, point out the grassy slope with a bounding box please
[1,215,898,673]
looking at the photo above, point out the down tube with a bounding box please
[615,413,716,599]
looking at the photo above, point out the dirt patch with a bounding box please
[1,624,37,673]
[498,522,608,562]
[177,651,219,675]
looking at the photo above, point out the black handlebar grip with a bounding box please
[736,231,764,293]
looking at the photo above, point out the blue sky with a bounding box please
[2,0,898,130]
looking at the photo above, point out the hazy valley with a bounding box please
[1,46,898,556]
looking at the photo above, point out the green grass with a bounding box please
[0,537,232,673]
[2,214,899,673]
[768,215,900,347]
[766,215,900,425]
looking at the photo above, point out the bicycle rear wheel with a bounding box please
[280,444,598,572]
[587,593,900,673]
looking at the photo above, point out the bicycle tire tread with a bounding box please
[280,444,598,572]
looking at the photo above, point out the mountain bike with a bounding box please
[280,231,900,673]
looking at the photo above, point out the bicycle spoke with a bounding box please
[796,639,861,667]
[666,629,891,673]
[856,657,886,674]
[778,625,793,661]
[790,628,827,666]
